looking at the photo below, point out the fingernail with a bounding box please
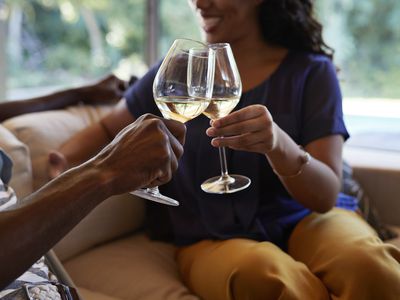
[206,128,216,136]
[211,138,219,147]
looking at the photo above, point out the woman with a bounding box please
[50,0,400,299]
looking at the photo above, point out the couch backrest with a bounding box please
[1,105,146,261]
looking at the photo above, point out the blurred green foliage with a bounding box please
[4,0,400,98]
[318,0,400,98]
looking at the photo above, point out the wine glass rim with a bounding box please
[208,43,230,49]
[188,47,212,58]
[174,38,207,46]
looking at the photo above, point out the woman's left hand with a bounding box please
[206,104,277,154]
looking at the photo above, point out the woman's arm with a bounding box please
[0,115,186,289]
[207,105,342,213]
[48,100,135,178]
[0,75,127,122]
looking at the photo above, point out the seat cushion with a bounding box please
[79,287,123,300]
[64,233,199,300]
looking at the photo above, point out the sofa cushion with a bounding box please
[2,105,147,260]
[2,105,113,190]
[54,193,145,262]
[0,124,32,198]
[64,233,199,300]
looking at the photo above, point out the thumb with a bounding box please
[48,151,69,179]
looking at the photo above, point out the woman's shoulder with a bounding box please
[289,51,334,70]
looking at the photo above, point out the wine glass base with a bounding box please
[130,189,179,206]
[201,175,251,194]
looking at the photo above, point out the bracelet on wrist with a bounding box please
[272,147,311,179]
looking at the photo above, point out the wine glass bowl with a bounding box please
[132,38,215,205]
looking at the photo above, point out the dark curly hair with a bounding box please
[259,0,334,60]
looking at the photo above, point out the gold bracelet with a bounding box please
[272,147,311,179]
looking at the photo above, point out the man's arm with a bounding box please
[0,74,127,122]
[0,114,186,289]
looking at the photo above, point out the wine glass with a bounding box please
[201,43,251,194]
[131,38,215,206]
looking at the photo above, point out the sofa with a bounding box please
[1,104,399,300]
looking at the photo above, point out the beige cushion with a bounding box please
[64,234,199,300]
[0,124,32,198]
[78,288,123,300]
[54,193,145,262]
[3,105,146,260]
[2,104,113,190]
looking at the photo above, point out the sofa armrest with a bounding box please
[2,104,146,261]
[344,146,400,226]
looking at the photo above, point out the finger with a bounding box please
[163,119,187,146]
[212,105,269,128]
[48,151,68,179]
[211,130,271,148]
[229,141,269,153]
[206,117,267,137]
[164,127,185,160]
[145,118,184,161]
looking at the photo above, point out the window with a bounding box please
[317,1,400,148]
[1,0,148,100]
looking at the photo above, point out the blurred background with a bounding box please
[0,0,399,146]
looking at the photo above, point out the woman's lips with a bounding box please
[200,17,222,33]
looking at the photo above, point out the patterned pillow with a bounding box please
[342,161,398,241]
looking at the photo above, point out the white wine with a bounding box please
[202,97,240,120]
[155,96,211,123]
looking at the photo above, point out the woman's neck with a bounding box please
[230,37,288,92]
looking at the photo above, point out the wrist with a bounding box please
[272,147,311,178]
[68,159,113,201]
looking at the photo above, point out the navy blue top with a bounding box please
[124,51,356,249]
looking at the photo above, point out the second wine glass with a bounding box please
[201,43,251,194]
[132,38,215,206]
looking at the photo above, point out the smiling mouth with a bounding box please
[200,17,221,33]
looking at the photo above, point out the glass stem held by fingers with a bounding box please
[132,39,215,206]
[201,43,251,194]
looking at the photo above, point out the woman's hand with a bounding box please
[206,104,277,154]
[48,151,69,179]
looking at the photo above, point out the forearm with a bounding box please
[266,126,341,213]
[0,160,111,289]
[0,87,86,122]
[59,122,112,167]
[58,100,135,167]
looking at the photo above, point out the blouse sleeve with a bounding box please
[124,62,162,119]
[300,58,349,146]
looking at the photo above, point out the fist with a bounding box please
[93,114,186,195]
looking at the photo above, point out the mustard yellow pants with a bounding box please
[176,208,400,300]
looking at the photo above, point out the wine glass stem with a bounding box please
[146,187,160,195]
[218,146,231,180]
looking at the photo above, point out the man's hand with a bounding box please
[82,74,128,104]
[91,114,186,195]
